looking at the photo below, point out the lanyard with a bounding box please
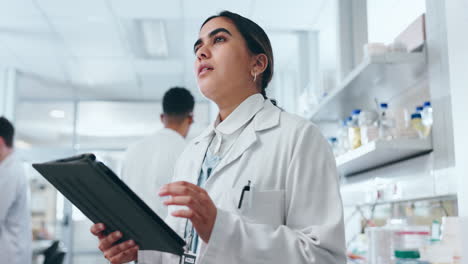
[184,154,220,254]
[182,137,218,255]
[182,122,249,254]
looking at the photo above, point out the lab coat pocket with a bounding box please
[233,189,285,226]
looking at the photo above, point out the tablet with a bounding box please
[32,153,185,256]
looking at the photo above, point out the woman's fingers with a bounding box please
[108,245,139,264]
[159,181,200,197]
[98,231,122,252]
[161,181,217,243]
[163,195,201,208]
[162,185,211,217]
[103,239,136,259]
[90,224,138,263]
[90,223,106,239]
[171,208,203,221]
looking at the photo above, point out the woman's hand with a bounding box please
[90,223,139,264]
[159,181,217,243]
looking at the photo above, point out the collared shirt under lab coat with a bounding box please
[0,151,32,264]
[122,128,186,218]
[138,94,346,264]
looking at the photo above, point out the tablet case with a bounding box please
[32,153,185,256]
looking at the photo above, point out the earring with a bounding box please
[253,72,257,82]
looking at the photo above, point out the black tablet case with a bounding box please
[32,153,185,256]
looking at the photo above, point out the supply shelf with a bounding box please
[309,52,426,122]
[336,138,432,176]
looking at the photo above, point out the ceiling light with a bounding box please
[15,140,31,149]
[140,19,169,57]
[50,109,65,119]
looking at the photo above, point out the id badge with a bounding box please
[181,252,197,264]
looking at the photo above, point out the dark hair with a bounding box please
[162,87,195,117]
[0,116,14,148]
[202,11,277,105]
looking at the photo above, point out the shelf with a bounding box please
[309,52,426,122]
[340,165,458,207]
[336,138,432,176]
[351,194,456,207]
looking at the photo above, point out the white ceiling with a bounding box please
[1,0,329,153]
[0,0,326,101]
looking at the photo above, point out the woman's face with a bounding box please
[194,17,254,104]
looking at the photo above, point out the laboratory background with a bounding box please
[0,0,467,264]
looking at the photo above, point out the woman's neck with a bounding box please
[217,90,259,121]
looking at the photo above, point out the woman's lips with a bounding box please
[198,63,214,77]
[199,67,213,77]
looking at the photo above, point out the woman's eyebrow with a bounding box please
[208,28,232,38]
[193,28,233,52]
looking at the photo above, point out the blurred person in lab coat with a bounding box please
[91,11,345,264]
[0,116,32,264]
[121,87,195,218]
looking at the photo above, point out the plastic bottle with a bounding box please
[338,119,350,155]
[348,109,362,149]
[416,106,424,113]
[431,220,441,243]
[366,227,393,264]
[411,113,425,138]
[422,101,433,137]
[378,103,396,140]
[359,110,378,145]
[328,137,339,156]
[346,116,352,126]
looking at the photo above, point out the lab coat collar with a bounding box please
[159,127,185,140]
[206,122,257,182]
[253,99,281,132]
[193,97,281,185]
[193,94,281,144]
[205,100,281,185]
[215,94,265,135]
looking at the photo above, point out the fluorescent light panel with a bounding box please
[140,19,169,57]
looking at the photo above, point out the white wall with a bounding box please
[445,0,468,262]
[367,0,426,44]
[0,69,17,120]
[0,69,5,116]
[267,31,312,114]
[316,0,338,95]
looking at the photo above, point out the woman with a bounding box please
[91,11,345,264]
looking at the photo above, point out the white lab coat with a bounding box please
[138,98,346,264]
[122,128,186,218]
[0,152,32,264]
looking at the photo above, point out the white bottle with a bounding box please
[378,103,395,140]
[359,111,378,145]
[422,101,433,137]
[348,109,362,149]
[422,101,433,126]
[416,105,424,114]
[338,118,351,155]
[328,137,339,156]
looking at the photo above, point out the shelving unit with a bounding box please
[306,48,450,208]
[309,52,426,122]
[336,138,432,176]
[340,165,458,208]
